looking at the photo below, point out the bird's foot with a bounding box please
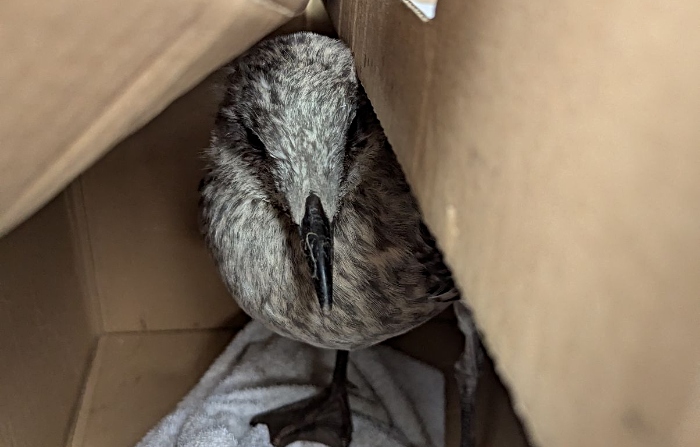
[250,381,352,447]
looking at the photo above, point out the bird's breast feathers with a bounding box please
[204,193,450,350]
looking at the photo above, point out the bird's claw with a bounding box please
[251,382,353,447]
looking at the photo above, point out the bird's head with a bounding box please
[211,33,371,312]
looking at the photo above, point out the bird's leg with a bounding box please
[456,338,484,447]
[454,302,485,447]
[250,350,353,447]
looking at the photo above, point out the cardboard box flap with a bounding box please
[0,0,309,237]
[327,1,700,446]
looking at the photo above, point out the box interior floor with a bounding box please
[0,52,530,447]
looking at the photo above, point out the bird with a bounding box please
[199,31,481,447]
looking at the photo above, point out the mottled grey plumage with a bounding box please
[199,32,458,351]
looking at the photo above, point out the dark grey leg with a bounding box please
[251,350,353,447]
[454,302,485,447]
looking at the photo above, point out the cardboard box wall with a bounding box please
[326,1,700,446]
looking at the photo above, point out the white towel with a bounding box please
[135,320,446,447]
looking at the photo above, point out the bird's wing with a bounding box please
[416,222,460,302]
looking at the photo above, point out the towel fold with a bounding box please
[135,320,446,447]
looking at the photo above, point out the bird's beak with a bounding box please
[301,193,333,311]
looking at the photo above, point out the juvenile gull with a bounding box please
[199,32,482,447]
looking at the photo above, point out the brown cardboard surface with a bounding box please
[70,330,234,447]
[78,72,241,332]
[0,0,309,238]
[327,1,700,447]
[0,193,98,447]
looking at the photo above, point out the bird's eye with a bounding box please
[244,125,267,154]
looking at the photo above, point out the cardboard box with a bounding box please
[326,1,700,446]
[2,0,698,446]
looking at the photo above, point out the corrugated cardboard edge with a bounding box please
[398,0,432,22]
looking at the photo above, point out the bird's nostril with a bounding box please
[301,191,333,310]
